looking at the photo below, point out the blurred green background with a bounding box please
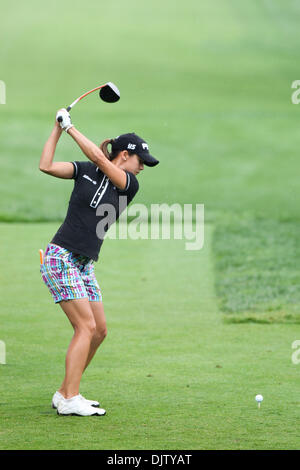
[1,0,300,450]
[1,0,299,221]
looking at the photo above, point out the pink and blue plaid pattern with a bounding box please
[40,243,102,304]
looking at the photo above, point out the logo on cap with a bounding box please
[128,143,136,150]
[142,143,149,150]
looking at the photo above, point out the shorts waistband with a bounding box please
[45,243,92,266]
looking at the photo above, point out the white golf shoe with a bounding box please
[56,394,106,416]
[52,391,100,409]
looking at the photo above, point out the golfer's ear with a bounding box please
[118,150,128,160]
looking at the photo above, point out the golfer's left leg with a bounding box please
[83,301,107,371]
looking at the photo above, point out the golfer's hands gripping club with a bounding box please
[56,108,74,133]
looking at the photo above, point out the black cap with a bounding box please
[112,133,159,167]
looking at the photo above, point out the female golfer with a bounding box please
[39,109,159,416]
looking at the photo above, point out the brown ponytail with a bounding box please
[100,136,134,161]
[99,139,113,160]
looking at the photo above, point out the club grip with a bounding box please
[57,106,71,123]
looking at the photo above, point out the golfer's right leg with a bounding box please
[55,298,105,416]
[59,298,96,396]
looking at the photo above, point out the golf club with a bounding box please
[57,82,120,122]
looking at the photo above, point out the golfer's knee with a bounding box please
[79,319,97,337]
[95,325,107,343]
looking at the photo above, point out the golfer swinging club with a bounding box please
[39,108,159,416]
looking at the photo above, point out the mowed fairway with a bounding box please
[1,0,300,450]
[0,223,299,450]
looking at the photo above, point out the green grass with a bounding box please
[1,223,300,450]
[212,216,300,323]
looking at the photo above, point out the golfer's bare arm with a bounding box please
[39,123,74,179]
[40,124,127,189]
[67,127,127,190]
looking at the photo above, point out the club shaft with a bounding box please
[67,84,106,111]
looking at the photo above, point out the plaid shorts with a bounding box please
[40,243,102,304]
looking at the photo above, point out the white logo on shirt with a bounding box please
[83,174,97,185]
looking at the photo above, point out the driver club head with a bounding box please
[99,82,120,103]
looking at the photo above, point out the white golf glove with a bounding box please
[56,108,74,132]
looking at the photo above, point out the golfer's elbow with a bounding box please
[39,160,54,174]
[39,163,50,173]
